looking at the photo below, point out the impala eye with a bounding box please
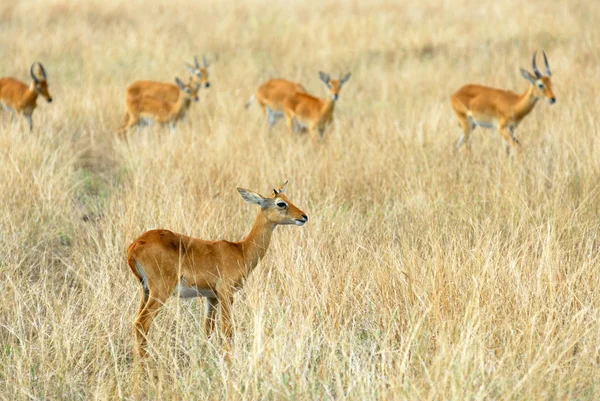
[537,83,545,89]
[276,202,287,208]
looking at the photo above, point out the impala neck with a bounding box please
[514,85,539,122]
[26,83,39,104]
[240,209,275,271]
[322,98,336,114]
[171,95,191,119]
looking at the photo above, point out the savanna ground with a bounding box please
[1,0,599,399]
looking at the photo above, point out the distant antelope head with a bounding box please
[30,62,52,103]
[319,71,351,101]
[175,77,200,102]
[520,51,556,105]
[185,55,210,89]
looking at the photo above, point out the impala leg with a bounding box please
[499,124,521,154]
[454,116,473,153]
[133,290,169,357]
[215,286,234,342]
[266,107,278,130]
[136,284,150,319]
[203,297,219,338]
[25,115,33,132]
[284,113,295,135]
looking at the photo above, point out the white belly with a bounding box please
[174,283,216,299]
[469,115,496,130]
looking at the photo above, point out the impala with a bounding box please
[125,56,210,104]
[118,77,199,137]
[0,62,52,131]
[450,51,556,153]
[245,78,307,130]
[126,181,308,357]
[283,71,351,140]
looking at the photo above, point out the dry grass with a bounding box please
[1,0,599,399]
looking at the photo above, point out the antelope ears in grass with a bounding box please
[340,72,351,84]
[238,188,267,206]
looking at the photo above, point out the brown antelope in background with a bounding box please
[283,71,351,141]
[245,78,307,130]
[125,56,210,103]
[118,77,199,137]
[126,181,308,357]
[450,51,556,154]
[0,62,52,131]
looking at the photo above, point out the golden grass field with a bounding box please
[1,0,599,399]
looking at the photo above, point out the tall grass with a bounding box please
[0,0,599,399]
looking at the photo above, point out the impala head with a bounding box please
[319,71,351,101]
[520,51,555,105]
[237,181,308,226]
[185,55,210,89]
[30,62,52,103]
[175,77,200,102]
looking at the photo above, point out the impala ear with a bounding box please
[237,188,267,206]
[175,77,186,89]
[319,71,330,85]
[340,72,351,85]
[520,68,536,84]
[184,63,196,74]
[278,180,288,194]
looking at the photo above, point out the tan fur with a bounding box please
[126,182,308,357]
[283,71,351,142]
[118,78,199,137]
[247,78,307,128]
[124,56,210,104]
[0,62,52,131]
[450,52,556,153]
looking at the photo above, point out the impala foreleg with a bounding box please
[22,114,33,132]
[284,113,295,135]
[216,286,234,342]
[499,124,521,153]
[203,297,219,338]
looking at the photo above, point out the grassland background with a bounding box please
[1,0,599,399]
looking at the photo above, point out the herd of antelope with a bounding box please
[0,51,557,358]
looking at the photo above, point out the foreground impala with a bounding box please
[118,77,199,137]
[125,56,210,103]
[450,51,556,153]
[245,78,307,130]
[283,71,351,140]
[126,181,308,357]
[0,62,52,131]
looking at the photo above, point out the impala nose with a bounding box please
[331,94,339,101]
[549,97,556,104]
[48,98,53,103]
[205,82,210,88]
[301,214,308,221]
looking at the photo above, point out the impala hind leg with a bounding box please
[134,290,170,357]
[136,284,150,320]
[454,115,473,153]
